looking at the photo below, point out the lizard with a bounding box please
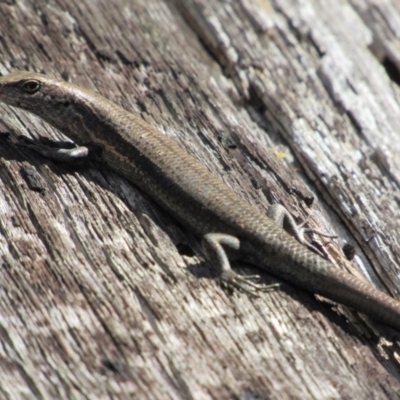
[1,71,400,331]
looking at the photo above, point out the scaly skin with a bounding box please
[1,71,400,330]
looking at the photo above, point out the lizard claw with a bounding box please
[219,270,280,296]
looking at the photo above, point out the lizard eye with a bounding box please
[21,80,41,94]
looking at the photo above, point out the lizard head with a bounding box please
[0,71,76,112]
[0,71,112,143]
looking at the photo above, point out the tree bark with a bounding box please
[1,0,400,398]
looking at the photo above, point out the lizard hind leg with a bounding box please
[201,233,279,295]
[267,204,337,258]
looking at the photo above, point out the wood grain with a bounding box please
[1,0,400,398]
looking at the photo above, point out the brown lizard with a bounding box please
[1,71,400,330]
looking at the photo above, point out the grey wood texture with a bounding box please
[1,0,400,398]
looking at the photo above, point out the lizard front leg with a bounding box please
[17,136,95,162]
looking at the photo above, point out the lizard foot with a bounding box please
[219,270,280,296]
[202,232,279,296]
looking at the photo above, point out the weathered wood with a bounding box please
[1,0,400,398]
